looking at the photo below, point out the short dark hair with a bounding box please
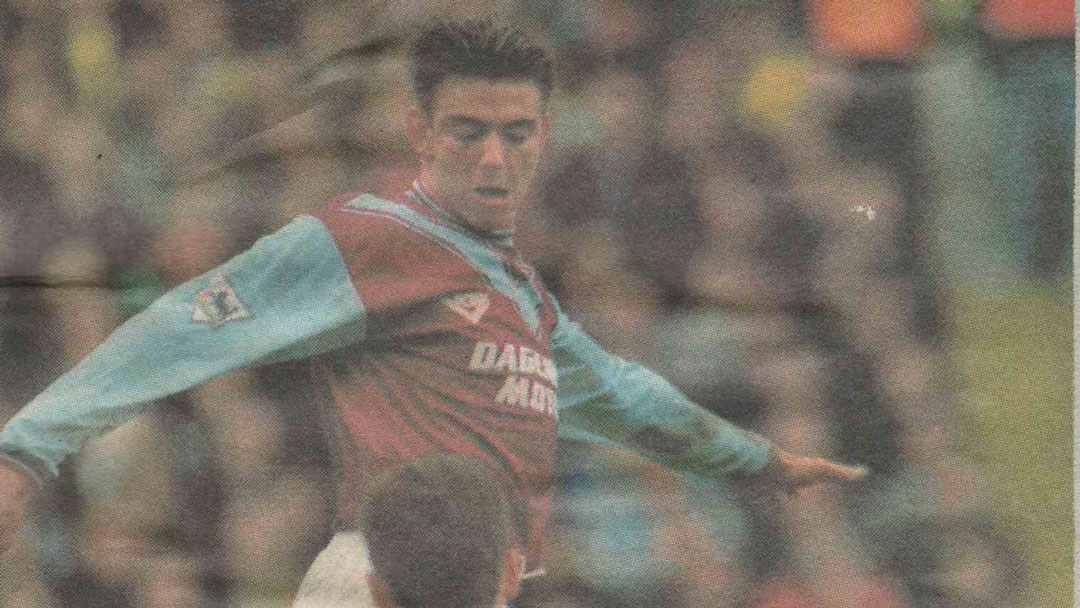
[410,18,553,115]
[362,454,513,608]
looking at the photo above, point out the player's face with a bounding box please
[408,77,549,233]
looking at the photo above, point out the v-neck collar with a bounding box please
[405,181,517,250]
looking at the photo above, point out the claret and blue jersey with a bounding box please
[0,183,773,575]
[313,186,563,568]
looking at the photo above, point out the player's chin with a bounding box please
[472,189,516,213]
[468,194,516,230]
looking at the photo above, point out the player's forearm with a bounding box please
[552,312,772,479]
[557,356,773,479]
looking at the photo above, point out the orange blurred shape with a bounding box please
[754,576,907,608]
[755,579,822,608]
[980,0,1073,39]
[806,0,926,62]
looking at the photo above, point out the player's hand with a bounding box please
[751,447,868,497]
[0,462,36,555]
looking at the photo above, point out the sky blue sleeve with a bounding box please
[0,215,365,484]
[551,301,773,480]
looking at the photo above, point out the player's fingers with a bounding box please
[812,459,869,482]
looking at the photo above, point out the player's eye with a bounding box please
[448,125,486,144]
[500,128,530,146]
[453,131,482,144]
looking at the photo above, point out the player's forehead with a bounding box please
[429,76,544,126]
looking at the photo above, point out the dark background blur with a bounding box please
[0,1,1071,607]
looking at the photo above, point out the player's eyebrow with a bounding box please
[443,115,537,131]
[500,119,538,132]
[444,115,489,130]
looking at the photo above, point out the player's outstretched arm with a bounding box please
[550,305,866,488]
[0,215,365,490]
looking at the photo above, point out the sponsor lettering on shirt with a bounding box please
[469,342,558,419]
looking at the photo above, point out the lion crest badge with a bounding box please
[192,273,252,326]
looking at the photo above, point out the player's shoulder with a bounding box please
[314,186,392,219]
[313,187,411,237]
[310,186,449,264]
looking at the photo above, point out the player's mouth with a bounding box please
[475,187,509,199]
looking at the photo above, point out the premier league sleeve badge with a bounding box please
[192,273,253,327]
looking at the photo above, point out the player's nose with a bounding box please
[479,133,508,168]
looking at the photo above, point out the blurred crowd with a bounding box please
[0,1,1070,607]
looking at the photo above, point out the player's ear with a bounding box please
[537,113,551,153]
[406,106,432,156]
[366,571,397,608]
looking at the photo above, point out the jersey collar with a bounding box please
[406,180,517,249]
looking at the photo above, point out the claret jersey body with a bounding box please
[313,186,562,567]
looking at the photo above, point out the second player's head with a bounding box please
[362,454,523,608]
[406,18,552,235]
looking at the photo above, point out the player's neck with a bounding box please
[409,179,516,246]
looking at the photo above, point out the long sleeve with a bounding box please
[552,302,772,480]
[0,215,365,484]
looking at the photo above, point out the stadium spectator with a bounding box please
[805,0,946,342]
[979,0,1073,279]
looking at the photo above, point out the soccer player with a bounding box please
[0,18,865,607]
[361,454,523,608]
